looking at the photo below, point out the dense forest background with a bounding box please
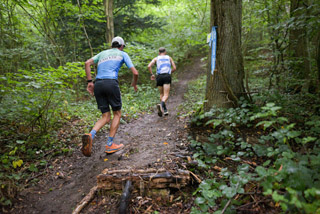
[1,0,320,213]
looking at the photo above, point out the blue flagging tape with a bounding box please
[209,26,217,74]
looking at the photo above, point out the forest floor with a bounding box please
[9,56,206,214]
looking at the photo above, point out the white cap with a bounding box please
[112,36,125,46]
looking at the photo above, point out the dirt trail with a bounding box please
[11,56,206,214]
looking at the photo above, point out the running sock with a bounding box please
[107,137,114,146]
[161,101,167,111]
[90,129,97,139]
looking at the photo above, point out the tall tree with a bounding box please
[204,0,246,110]
[104,0,114,43]
[289,0,311,88]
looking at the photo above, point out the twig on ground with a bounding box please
[72,186,98,214]
[188,170,202,183]
[235,199,272,210]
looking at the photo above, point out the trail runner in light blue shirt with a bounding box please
[81,36,139,157]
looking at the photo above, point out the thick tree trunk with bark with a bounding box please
[104,0,114,44]
[204,0,246,110]
[289,0,311,84]
[317,32,320,83]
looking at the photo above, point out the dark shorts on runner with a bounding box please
[156,73,171,86]
[94,79,122,113]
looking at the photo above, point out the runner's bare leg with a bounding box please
[109,110,121,137]
[92,112,111,132]
[162,84,170,102]
[158,86,164,101]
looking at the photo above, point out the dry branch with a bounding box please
[188,170,202,183]
[72,186,98,214]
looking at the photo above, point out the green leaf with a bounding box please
[11,173,21,180]
[256,120,275,130]
[220,185,237,198]
[301,137,317,145]
[195,197,206,205]
[272,191,288,203]
[203,189,215,199]
[263,160,271,166]
[256,166,268,177]
[16,140,25,144]
[29,164,38,172]
[287,131,301,139]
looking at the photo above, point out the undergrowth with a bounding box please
[178,74,206,117]
[189,95,320,214]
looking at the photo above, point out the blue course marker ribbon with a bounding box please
[209,26,217,74]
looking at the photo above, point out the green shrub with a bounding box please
[190,100,320,213]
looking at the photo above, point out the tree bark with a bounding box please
[317,31,320,83]
[204,0,246,111]
[289,0,311,83]
[104,0,114,44]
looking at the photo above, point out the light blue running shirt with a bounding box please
[156,55,171,75]
[92,48,134,80]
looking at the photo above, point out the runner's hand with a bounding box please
[150,74,155,80]
[132,83,138,92]
[87,82,94,96]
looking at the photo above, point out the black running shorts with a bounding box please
[156,73,171,86]
[94,79,122,113]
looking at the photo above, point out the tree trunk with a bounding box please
[289,0,311,83]
[204,0,246,111]
[317,32,320,83]
[104,0,114,44]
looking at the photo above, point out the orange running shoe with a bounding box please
[105,143,124,154]
[81,133,92,157]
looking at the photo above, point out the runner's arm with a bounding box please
[170,57,176,73]
[85,58,95,96]
[130,67,139,92]
[148,58,157,80]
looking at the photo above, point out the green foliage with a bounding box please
[0,62,86,206]
[192,97,254,128]
[121,84,159,120]
[117,42,157,84]
[1,62,85,131]
[178,74,207,117]
[243,0,320,92]
[135,0,210,61]
[190,98,320,213]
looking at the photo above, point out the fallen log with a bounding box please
[101,168,167,175]
[97,169,190,191]
[73,169,191,213]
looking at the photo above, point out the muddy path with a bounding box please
[11,56,206,214]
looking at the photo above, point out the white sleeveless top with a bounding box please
[156,55,171,75]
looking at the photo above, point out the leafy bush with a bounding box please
[178,74,206,117]
[190,99,320,213]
